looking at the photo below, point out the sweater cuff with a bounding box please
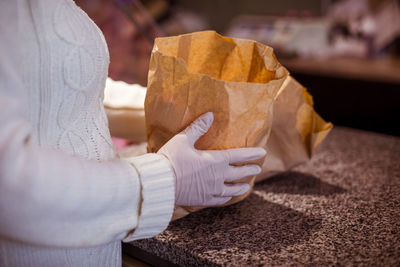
[123,153,175,241]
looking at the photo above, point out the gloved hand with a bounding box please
[158,112,266,206]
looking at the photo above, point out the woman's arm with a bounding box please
[0,2,175,247]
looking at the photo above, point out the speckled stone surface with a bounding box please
[128,127,400,266]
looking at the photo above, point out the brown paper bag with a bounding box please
[145,31,332,220]
[256,76,333,181]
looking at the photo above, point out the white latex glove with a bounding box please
[158,112,266,206]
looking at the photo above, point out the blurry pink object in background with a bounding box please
[112,137,131,150]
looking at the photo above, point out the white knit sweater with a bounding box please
[0,0,175,266]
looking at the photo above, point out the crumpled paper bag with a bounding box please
[144,31,332,220]
[257,76,332,181]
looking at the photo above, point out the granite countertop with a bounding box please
[126,127,400,266]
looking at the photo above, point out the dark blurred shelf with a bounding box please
[279,56,400,136]
[280,57,400,84]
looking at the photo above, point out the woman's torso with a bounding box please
[0,0,121,266]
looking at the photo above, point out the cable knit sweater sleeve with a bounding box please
[0,1,174,248]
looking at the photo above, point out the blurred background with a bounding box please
[76,0,400,136]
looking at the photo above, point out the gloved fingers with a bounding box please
[224,164,262,182]
[216,147,266,164]
[183,112,214,146]
[206,196,232,206]
[219,183,251,197]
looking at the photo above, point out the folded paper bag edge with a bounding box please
[152,30,290,84]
